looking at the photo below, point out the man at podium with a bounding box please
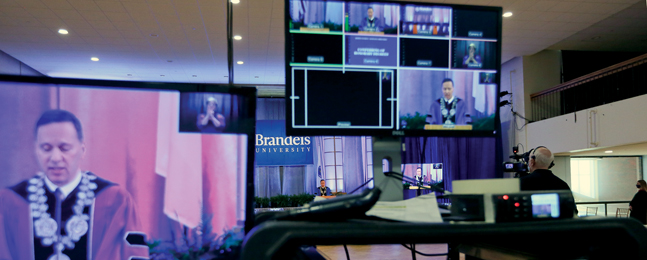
[428,79,470,125]
[317,179,332,196]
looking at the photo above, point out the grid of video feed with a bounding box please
[287,0,500,132]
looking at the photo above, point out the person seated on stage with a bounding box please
[361,7,381,32]
[415,167,425,186]
[428,79,470,125]
[462,43,482,68]
[197,97,226,133]
[0,109,148,260]
[317,179,332,196]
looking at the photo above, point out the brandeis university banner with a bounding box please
[256,120,313,166]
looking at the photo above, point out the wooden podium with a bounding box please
[424,124,473,130]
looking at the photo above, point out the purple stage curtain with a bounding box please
[402,137,497,192]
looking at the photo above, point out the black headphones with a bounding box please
[526,146,555,169]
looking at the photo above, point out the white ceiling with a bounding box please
[0,0,645,85]
[556,141,647,157]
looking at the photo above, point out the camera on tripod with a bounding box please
[502,146,529,177]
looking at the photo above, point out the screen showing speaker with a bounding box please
[286,0,502,137]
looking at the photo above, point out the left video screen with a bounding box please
[0,79,252,259]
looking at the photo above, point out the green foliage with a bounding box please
[254,197,270,208]
[403,182,411,189]
[254,193,315,208]
[400,112,427,130]
[471,114,495,131]
[322,22,343,31]
[270,194,290,208]
[148,208,243,260]
[348,25,360,32]
[383,28,398,34]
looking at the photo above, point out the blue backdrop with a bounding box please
[256,120,314,166]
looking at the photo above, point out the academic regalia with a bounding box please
[428,97,469,125]
[0,172,149,260]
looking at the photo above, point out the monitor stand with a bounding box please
[372,136,403,201]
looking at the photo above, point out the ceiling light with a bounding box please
[503,12,513,18]
[167,60,173,62]
[254,76,259,78]
[91,57,99,61]
[237,61,244,65]
[127,74,132,76]
[58,29,68,35]
[231,0,240,3]
[160,75,165,77]
[604,150,613,154]
[233,35,242,40]
[150,34,158,37]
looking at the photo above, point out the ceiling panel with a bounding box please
[0,0,644,85]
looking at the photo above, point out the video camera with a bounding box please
[502,146,529,177]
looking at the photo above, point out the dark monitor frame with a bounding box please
[0,74,258,234]
[284,0,503,137]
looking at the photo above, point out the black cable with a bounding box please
[411,244,416,260]
[401,244,449,257]
[516,143,525,154]
[343,244,350,260]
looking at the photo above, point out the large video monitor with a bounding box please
[0,75,255,259]
[285,0,502,137]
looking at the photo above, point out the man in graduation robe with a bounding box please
[0,110,149,260]
[428,78,470,125]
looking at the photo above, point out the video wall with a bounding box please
[287,0,501,136]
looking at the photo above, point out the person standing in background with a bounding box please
[630,180,647,224]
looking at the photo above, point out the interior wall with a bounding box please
[500,57,525,177]
[0,50,43,76]
[522,50,562,119]
[526,94,647,154]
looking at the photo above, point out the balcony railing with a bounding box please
[530,53,647,122]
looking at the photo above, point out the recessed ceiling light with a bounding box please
[150,34,158,37]
[231,0,240,3]
[58,29,68,35]
[604,150,613,153]
[90,57,99,61]
[192,75,197,77]
[160,75,165,77]
[167,60,173,62]
[224,76,228,77]
[233,35,242,40]
[503,12,513,18]
[237,61,244,64]
[254,76,259,78]
[127,74,132,76]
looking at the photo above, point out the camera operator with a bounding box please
[520,147,571,191]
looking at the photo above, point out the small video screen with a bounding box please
[452,9,498,39]
[479,72,496,84]
[400,5,451,37]
[290,34,343,65]
[399,38,450,68]
[345,2,399,35]
[398,70,497,131]
[345,35,398,66]
[179,93,247,134]
[402,163,443,185]
[288,0,344,32]
[531,193,560,218]
[451,40,497,70]
[291,68,394,128]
